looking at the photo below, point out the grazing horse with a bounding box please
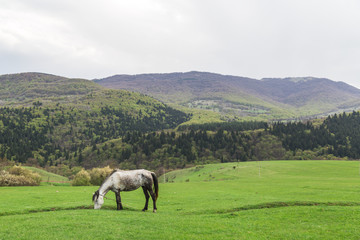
[92,169,159,212]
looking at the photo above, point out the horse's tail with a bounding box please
[151,172,159,200]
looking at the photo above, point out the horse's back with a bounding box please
[113,169,153,191]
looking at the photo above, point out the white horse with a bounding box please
[92,169,159,212]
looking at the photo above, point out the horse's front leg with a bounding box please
[142,186,150,211]
[115,191,123,210]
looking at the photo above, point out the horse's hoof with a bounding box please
[142,209,147,212]
[153,209,157,213]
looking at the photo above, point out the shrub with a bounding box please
[0,158,13,171]
[72,169,91,186]
[89,166,113,185]
[0,166,41,186]
[8,165,26,176]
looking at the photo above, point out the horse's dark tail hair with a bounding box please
[151,172,159,200]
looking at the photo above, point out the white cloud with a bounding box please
[0,0,359,88]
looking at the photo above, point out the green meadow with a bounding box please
[1,160,360,239]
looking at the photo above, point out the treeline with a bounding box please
[0,107,50,163]
[270,111,360,159]
[178,121,268,132]
[0,104,189,166]
[83,105,189,144]
[82,128,256,170]
[270,122,334,151]
[81,124,291,170]
[124,129,253,161]
[2,103,360,172]
[82,113,360,170]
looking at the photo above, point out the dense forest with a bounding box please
[177,121,268,132]
[1,100,360,174]
[82,111,360,171]
[271,111,360,159]
[77,113,360,171]
[0,103,189,167]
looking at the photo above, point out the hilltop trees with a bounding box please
[81,125,281,170]
[270,111,360,159]
[0,101,189,167]
[80,112,360,170]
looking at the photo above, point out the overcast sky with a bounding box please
[0,0,359,88]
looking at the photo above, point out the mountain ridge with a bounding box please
[1,71,359,122]
[0,72,102,105]
[94,71,360,121]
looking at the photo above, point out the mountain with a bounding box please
[260,77,360,107]
[94,72,360,121]
[0,72,102,105]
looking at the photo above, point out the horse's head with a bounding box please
[92,190,104,209]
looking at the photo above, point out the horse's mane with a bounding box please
[92,190,99,202]
[98,169,119,189]
[92,169,119,202]
[109,169,119,175]
[101,169,118,184]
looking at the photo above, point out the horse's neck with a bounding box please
[98,180,112,196]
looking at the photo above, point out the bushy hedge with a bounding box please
[0,158,13,170]
[89,166,113,185]
[71,169,91,186]
[72,166,114,186]
[0,166,41,186]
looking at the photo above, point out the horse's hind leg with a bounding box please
[148,187,157,213]
[115,191,123,210]
[142,186,150,211]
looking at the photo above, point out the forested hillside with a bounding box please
[0,72,101,104]
[77,112,360,171]
[271,111,360,159]
[0,96,189,167]
[0,73,190,168]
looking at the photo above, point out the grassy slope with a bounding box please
[22,166,69,183]
[1,161,360,239]
[175,105,224,125]
[161,160,358,183]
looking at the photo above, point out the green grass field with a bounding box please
[1,161,360,239]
